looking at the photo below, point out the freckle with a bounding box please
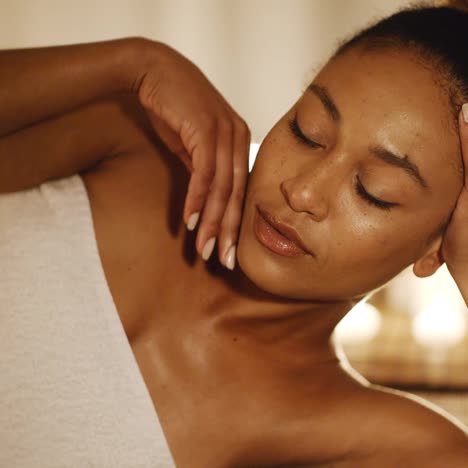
[379,237,388,246]
[232,336,238,342]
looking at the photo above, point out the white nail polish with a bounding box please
[187,212,200,231]
[225,245,236,270]
[463,103,468,124]
[202,237,216,261]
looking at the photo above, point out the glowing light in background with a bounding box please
[335,301,382,344]
[387,264,468,351]
[412,295,467,349]
[249,142,260,172]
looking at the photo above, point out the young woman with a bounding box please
[1,4,468,468]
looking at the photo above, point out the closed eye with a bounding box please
[355,176,399,211]
[287,116,322,149]
[288,115,398,212]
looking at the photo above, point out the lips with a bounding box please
[254,206,313,257]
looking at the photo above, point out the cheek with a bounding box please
[336,208,416,269]
[251,118,297,175]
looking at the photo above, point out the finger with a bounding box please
[147,111,193,172]
[195,118,234,258]
[183,118,217,226]
[459,105,468,187]
[217,119,250,267]
[156,126,193,172]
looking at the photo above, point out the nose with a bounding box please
[280,164,332,222]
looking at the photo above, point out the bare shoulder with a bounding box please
[79,105,191,339]
[360,384,468,466]
[369,384,467,437]
[82,95,190,218]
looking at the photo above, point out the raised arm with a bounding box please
[0,38,149,137]
[0,95,153,193]
[0,38,250,269]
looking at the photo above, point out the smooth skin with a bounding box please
[1,40,468,466]
[443,110,468,296]
[0,38,249,267]
[238,47,463,301]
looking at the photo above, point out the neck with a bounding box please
[203,259,359,370]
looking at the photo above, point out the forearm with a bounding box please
[0,37,153,137]
[0,96,154,193]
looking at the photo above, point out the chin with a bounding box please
[236,203,313,300]
[234,267,296,301]
[237,235,398,303]
[236,231,316,299]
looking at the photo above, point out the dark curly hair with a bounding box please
[333,4,468,133]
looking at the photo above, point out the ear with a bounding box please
[412,235,445,278]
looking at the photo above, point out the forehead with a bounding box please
[304,47,462,187]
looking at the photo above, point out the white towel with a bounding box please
[0,174,175,467]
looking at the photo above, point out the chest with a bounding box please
[79,152,362,467]
[78,156,288,465]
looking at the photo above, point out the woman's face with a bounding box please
[237,46,463,301]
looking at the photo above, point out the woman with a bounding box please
[1,4,468,468]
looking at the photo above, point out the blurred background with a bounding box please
[1,0,467,423]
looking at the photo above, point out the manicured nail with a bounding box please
[187,212,200,231]
[225,245,236,270]
[202,237,216,260]
[463,103,468,124]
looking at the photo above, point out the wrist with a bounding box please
[110,37,152,93]
[117,37,164,95]
[74,37,159,96]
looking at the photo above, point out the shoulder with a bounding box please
[79,115,190,340]
[82,110,190,260]
[245,378,467,467]
[370,384,467,436]
[361,385,468,465]
[416,446,468,468]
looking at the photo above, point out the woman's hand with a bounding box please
[137,42,250,270]
[0,38,249,269]
[441,106,468,299]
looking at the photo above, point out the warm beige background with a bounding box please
[1,0,412,142]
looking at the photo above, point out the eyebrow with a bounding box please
[307,84,341,122]
[369,146,429,190]
[307,83,429,190]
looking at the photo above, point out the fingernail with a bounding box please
[225,245,236,270]
[202,237,216,261]
[187,212,200,231]
[463,103,468,124]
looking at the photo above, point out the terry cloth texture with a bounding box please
[0,174,175,467]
